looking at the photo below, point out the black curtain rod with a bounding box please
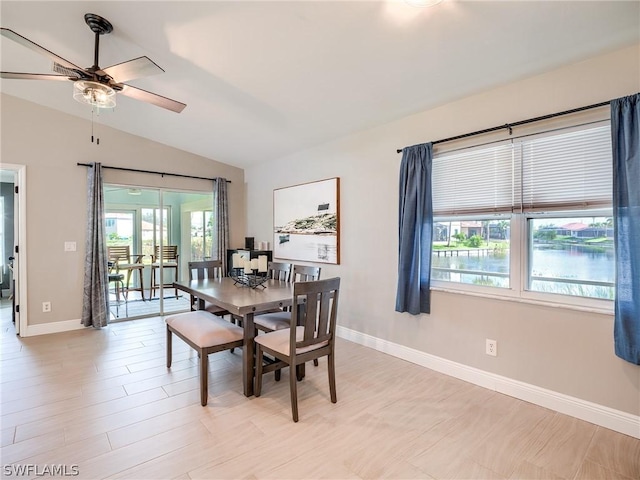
[77,163,231,183]
[396,100,610,153]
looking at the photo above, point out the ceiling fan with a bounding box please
[0,13,186,113]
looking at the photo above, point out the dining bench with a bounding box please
[166,310,244,406]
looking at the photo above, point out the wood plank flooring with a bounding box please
[1,300,638,479]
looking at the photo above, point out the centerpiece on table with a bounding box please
[229,253,269,289]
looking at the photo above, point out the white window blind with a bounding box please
[432,142,515,216]
[520,124,612,211]
[432,122,612,216]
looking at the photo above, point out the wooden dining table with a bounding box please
[173,276,296,397]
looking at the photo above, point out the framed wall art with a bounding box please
[273,177,340,264]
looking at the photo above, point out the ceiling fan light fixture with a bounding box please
[73,80,116,109]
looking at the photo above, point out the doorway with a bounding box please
[104,185,214,320]
[0,164,26,335]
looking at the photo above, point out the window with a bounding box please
[528,214,614,300]
[106,207,171,264]
[431,122,614,308]
[190,210,213,260]
[432,217,510,288]
[105,211,135,253]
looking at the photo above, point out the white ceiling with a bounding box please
[1,1,638,168]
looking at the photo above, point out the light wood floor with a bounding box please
[107,290,191,321]
[1,302,638,479]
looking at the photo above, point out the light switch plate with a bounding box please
[64,241,76,252]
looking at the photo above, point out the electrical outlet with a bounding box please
[486,339,497,356]
[42,301,51,313]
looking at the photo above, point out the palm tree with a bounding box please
[589,220,606,239]
[482,220,490,243]
[497,220,509,240]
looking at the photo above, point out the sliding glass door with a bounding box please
[104,185,213,320]
[141,207,168,259]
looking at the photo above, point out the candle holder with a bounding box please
[230,267,268,289]
[230,253,269,288]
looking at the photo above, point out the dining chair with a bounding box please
[107,245,145,301]
[266,261,292,281]
[254,277,340,422]
[187,260,229,317]
[255,264,322,376]
[254,264,321,333]
[151,245,179,298]
[249,262,293,318]
[166,310,244,406]
[291,264,322,282]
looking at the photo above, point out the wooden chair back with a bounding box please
[292,264,321,282]
[107,245,145,300]
[153,245,179,263]
[267,262,292,281]
[292,277,339,351]
[107,245,132,265]
[188,260,223,281]
[186,260,229,317]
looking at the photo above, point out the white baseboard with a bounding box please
[25,318,84,337]
[337,326,640,439]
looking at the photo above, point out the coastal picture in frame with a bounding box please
[273,178,340,264]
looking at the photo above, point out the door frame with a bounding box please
[1,163,27,336]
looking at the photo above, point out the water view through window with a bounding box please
[432,219,510,288]
[528,217,614,300]
[432,216,614,300]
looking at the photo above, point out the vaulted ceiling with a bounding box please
[1,1,638,168]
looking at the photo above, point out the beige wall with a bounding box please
[0,94,245,327]
[245,44,640,416]
[1,44,638,418]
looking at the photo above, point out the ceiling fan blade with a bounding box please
[52,62,87,79]
[119,84,186,113]
[1,71,72,81]
[1,28,84,71]
[102,56,164,83]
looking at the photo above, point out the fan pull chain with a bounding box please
[91,107,100,145]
